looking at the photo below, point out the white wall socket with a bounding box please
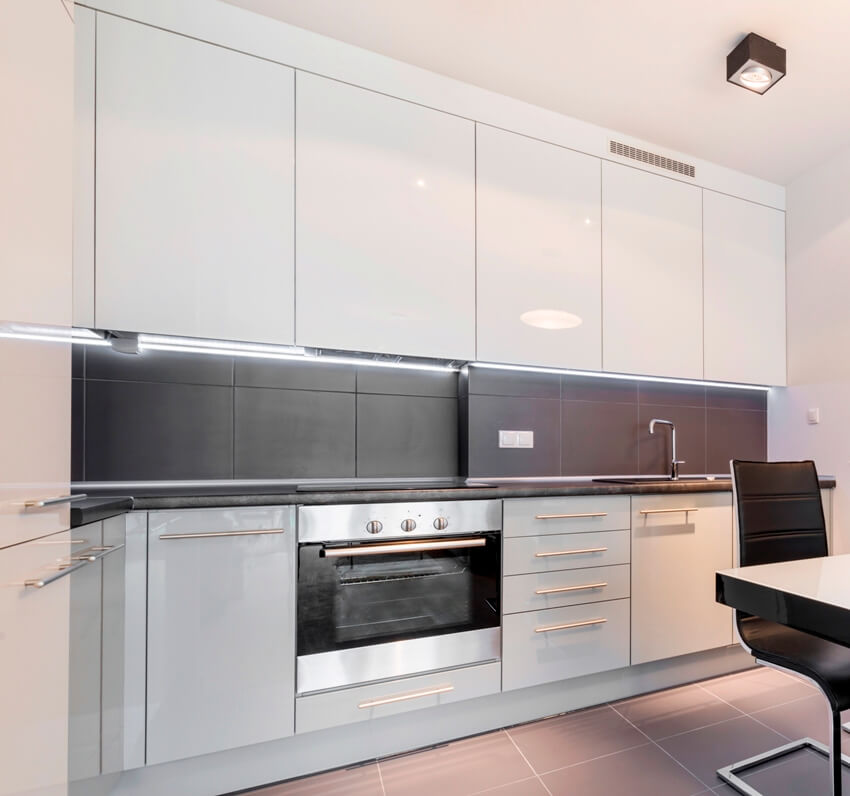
[499,430,534,448]
[807,408,820,425]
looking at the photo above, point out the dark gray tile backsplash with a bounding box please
[73,347,768,482]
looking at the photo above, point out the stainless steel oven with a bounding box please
[296,500,501,694]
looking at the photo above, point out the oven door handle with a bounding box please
[321,537,488,558]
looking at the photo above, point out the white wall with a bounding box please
[769,143,850,552]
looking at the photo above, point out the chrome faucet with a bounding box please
[649,418,685,480]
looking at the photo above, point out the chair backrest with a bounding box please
[731,460,828,567]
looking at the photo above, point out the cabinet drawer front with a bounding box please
[504,496,629,537]
[504,530,630,576]
[295,662,501,734]
[502,599,630,692]
[503,564,630,614]
[148,506,291,538]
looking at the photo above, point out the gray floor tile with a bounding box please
[752,693,850,751]
[472,777,549,795]
[614,683,744,740]
[658,715,789,789]
[507,705,647,774]
[250,763,383,795]
[542,743,705,796]
[701,667,815,714]
[741,746,850,795]
[379,731,534,796]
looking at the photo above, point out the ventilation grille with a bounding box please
[609,140,695,178]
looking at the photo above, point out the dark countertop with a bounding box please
[72,477,837,512]
[71,496,135,528]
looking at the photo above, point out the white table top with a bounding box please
[719,553,850,611]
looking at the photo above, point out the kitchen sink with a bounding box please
[592,475,731,485]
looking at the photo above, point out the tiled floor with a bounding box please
[244,667,849,796]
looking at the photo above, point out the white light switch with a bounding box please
[807,408,820,425]
[517,431,535,448]
[499,430,519,448]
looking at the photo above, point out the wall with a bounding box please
[461,368,767,478]
[72,345,458,481]
[769,142,850,552]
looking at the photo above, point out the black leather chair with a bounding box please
[720,460,850,796]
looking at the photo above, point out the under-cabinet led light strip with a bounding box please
[468,362,771,392]
[0,325,110,346]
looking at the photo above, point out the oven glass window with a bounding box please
[297,533,500,656]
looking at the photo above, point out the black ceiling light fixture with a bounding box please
[727,32,786,94]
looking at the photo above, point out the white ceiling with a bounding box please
[223,0,850,185]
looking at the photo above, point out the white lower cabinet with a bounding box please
[0,531,71,796]
[502,599,630,692]
[295,661,501,735]
[146,508,296,765]
[631,493,734,665]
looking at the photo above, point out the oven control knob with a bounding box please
[365,521,383,535]
[433,517,449,531]
[400,518,417,533]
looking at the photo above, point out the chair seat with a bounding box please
[741,617,850,711]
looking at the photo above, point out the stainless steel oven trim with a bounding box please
[321,537,487,558]
[296,627,501,695]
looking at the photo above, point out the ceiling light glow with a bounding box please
[520,309,583,330]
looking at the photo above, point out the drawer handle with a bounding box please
[24,558,90,588]
[535,581,608,595]
[323,538,485,558]
[23,493,87,509]
[639,508,699,516]
[357,684,454,709]
[535,512,608,520]
[535,617,607,633]
[535,546,608,558]
[159,529,285,540]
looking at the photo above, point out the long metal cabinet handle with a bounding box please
[639,508,699,515]
[90,544,125,560]
[534,512,607,520]
[535,546,608,558]
[535,581,608,595]
[159,529,285,540]
[535,617,607,633]
[357,684,454,709]
[323,537,486,558]
[23,493,88,508]
[24,558,90,588]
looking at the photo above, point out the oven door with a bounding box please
[297,532,501,694]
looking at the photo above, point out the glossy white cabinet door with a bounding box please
[602,163,703,379]
[631,493,734,665]
[0,0,72,326]
[476,125,601,369]
[703,191,786,386]
[296,72,475,360]
[0,334,71,549]
[146,508,296,764]
[96,15,295,344]
[0,531,71,796]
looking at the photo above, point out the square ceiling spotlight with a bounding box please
[727,33,786,94]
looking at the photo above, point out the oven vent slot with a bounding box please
[609,140,696,178]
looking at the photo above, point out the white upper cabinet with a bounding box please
[296,72,475,360]
[703,191,786,385]
[602,163,703,379]
[476,126,601,369]
[95,15,295,344]
[0,0,72,326]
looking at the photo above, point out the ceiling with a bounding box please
[223,0,850,185]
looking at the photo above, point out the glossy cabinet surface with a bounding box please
[146,507,296,764]
[503,530,631,576]
[295,661,501,734]
[95,14,295,344]
[503,495,630,537]
[631,493,734,665]
[296,72,475,360]
[0,531,71,796]
[476,125,601,369]
[602,163,703,378]
[703,191,786,386]
[502,598,630,692]
[0,0,72,326]
[503,563,630,614]
[0,334,71,549]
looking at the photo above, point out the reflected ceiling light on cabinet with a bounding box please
[727,33,786,94]
[520,309,583,330]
